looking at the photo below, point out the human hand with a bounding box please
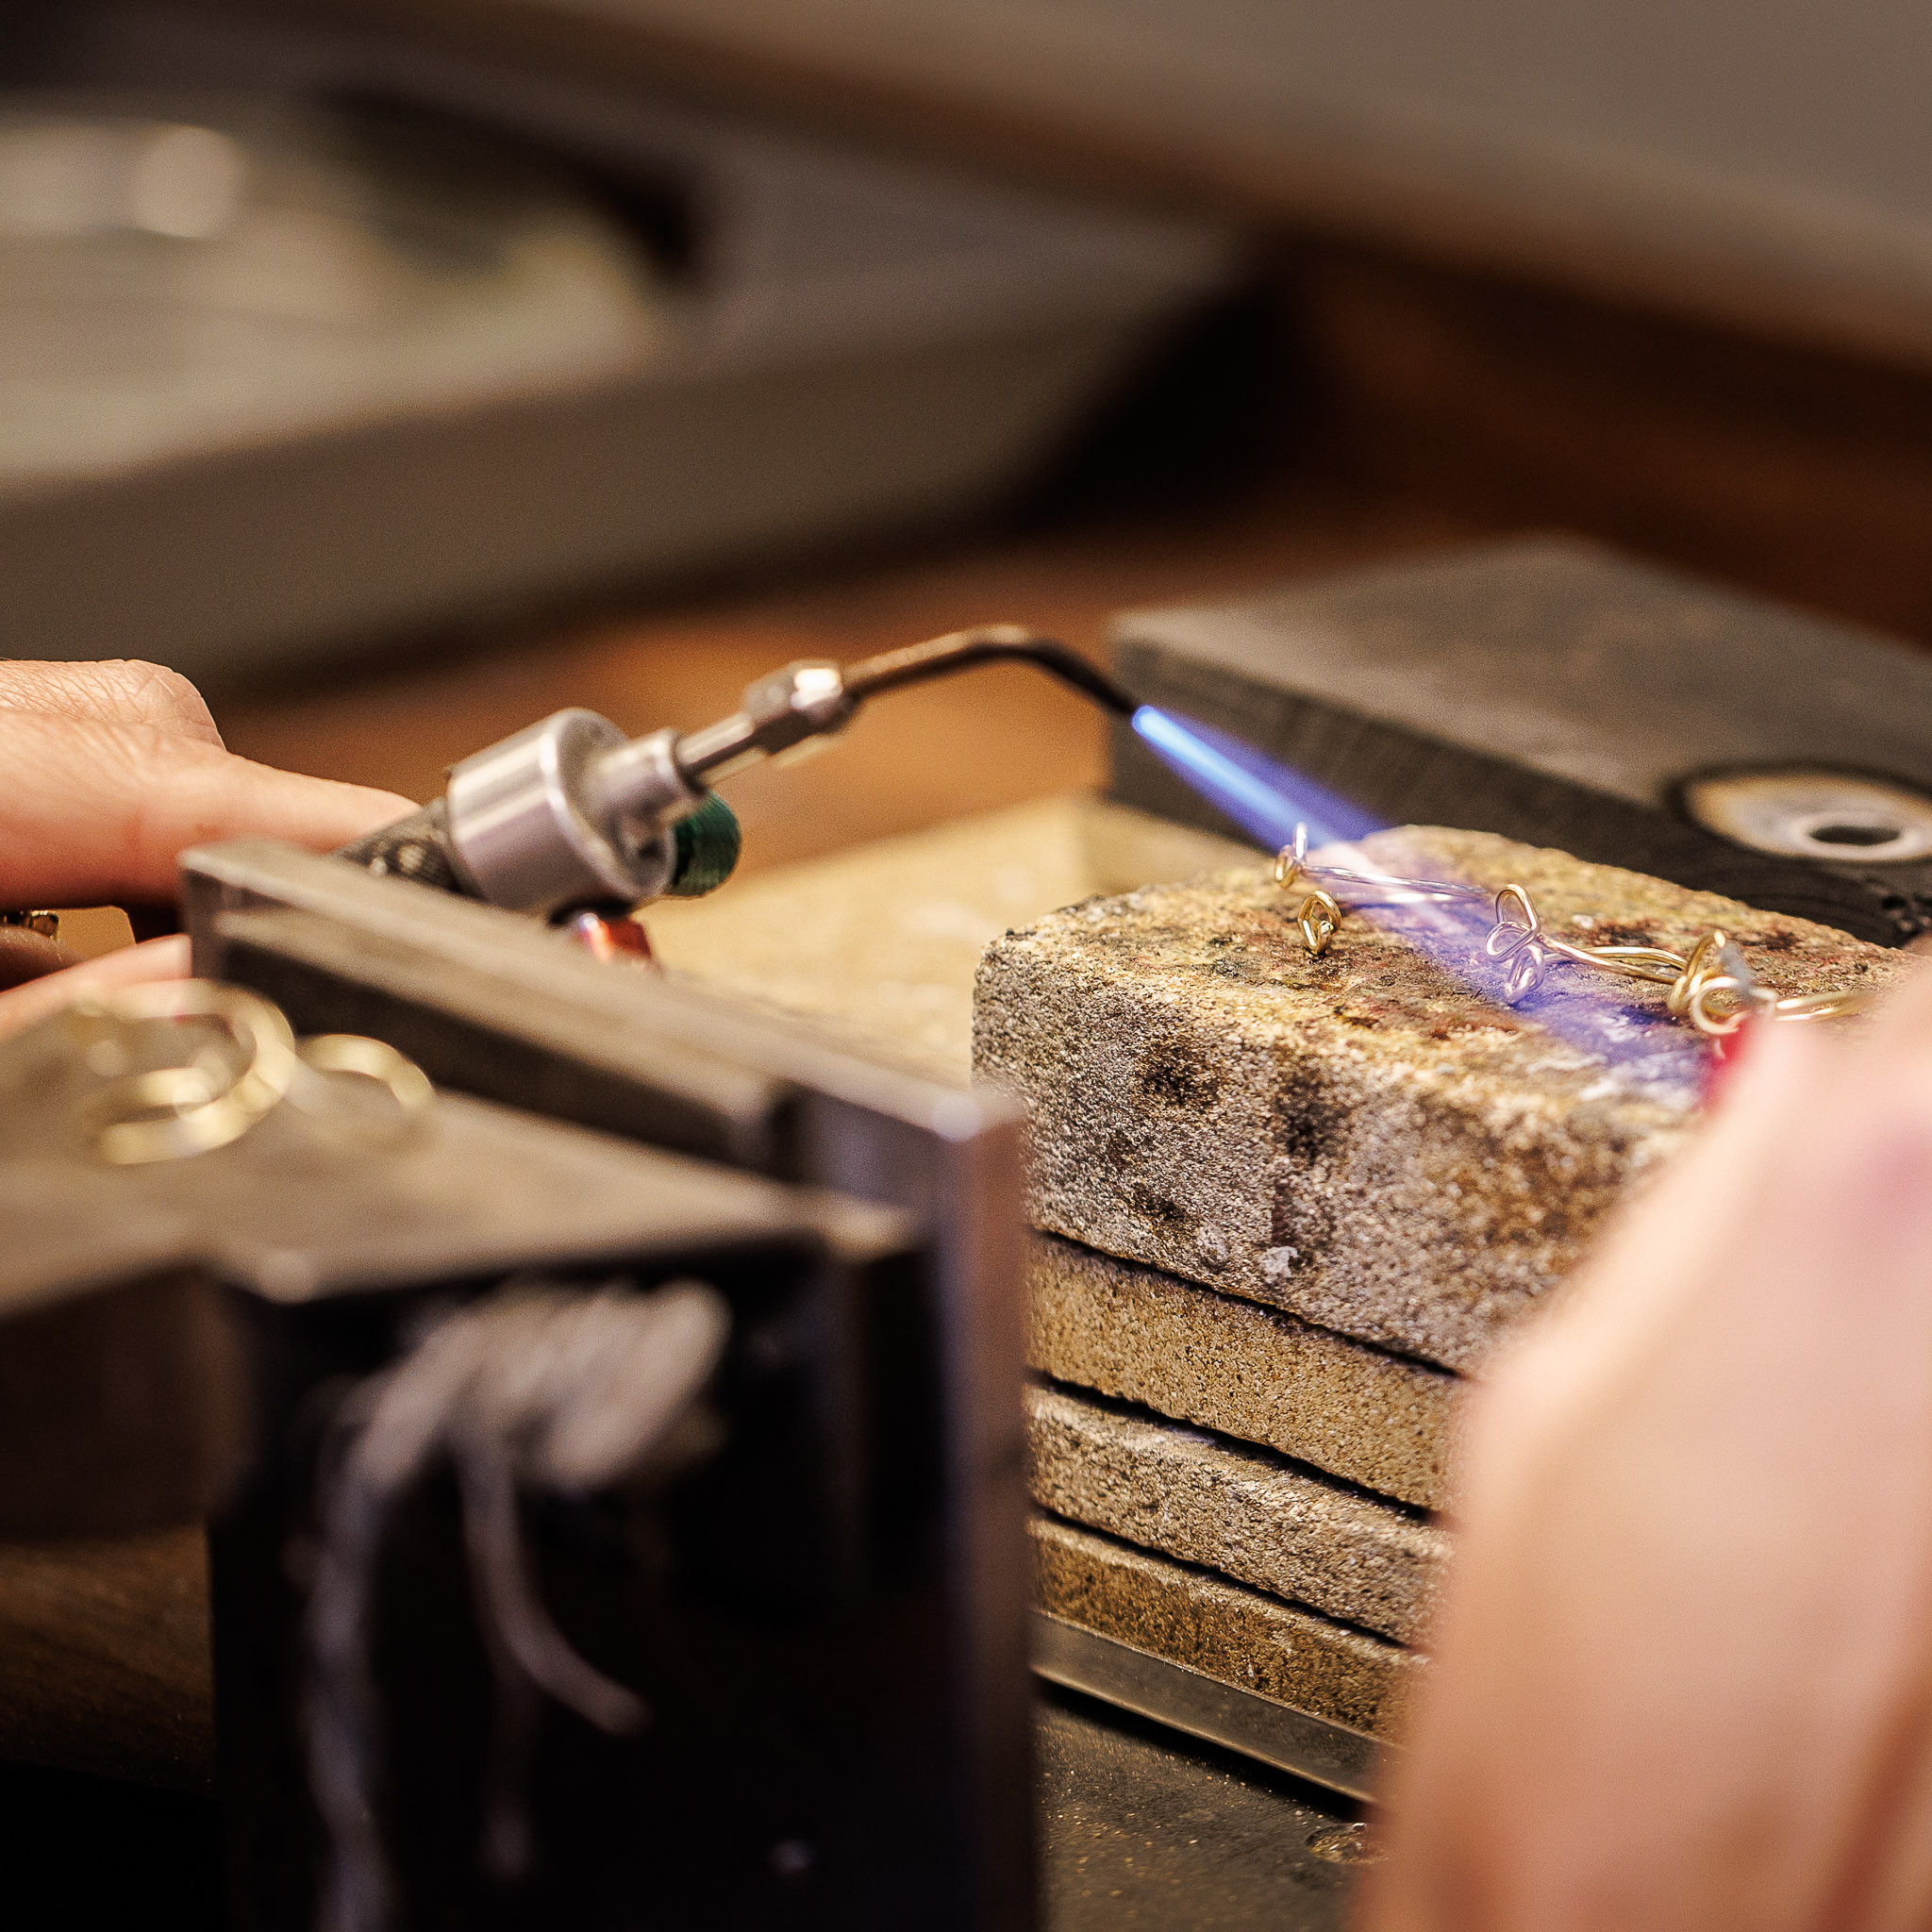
[1361,965,1932,1932]
[0,660,410,1035]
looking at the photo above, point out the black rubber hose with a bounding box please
[839,625,1138,717]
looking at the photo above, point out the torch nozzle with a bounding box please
[838,625,1138,716]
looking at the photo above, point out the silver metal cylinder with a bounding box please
[444,709,679,915]
[582,725,700,827]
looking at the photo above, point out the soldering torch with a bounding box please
[338,626,1136,919]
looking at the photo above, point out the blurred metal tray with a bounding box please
[1032,1614,1386,1804]
[1,2,1234,681]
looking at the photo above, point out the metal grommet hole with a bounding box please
[1798,819,1905,849]
[1680,769,1932,864]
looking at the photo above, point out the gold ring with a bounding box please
[293,1033,436,1140]
[75,981,298,1165]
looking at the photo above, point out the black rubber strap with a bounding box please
[335,799,471,896]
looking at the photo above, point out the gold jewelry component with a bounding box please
[0,909,59,940]
[291,1033,437,1138]
[1274,824,1874,1039]
[55,981,432,1165]
[1296,890,1341,956]
[73,981,299,1165]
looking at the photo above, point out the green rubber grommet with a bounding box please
[666,791,741,897]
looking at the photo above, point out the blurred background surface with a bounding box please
[11,5,1932,1923]
[8,0,1932,844]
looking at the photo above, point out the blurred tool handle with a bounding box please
[336,800,470,896]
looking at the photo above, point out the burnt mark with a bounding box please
[1136,1038,1224,1111]
[1273,1055,1345,1166]
[1126,1185,1191,1236]
[1583,921,1657,948]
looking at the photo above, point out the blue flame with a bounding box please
[1130,705,1703,1098]
[1131,706,1379,852]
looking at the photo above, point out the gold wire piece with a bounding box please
[291,1033,438,1145]
[73,981,300,1165]
[0,909,59,940]
[1273,825,1874,1038]
[1274,824,1309,892]
[60,980,433,1165]
[1297,890,1341,956]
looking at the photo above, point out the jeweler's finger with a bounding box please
[1839,936,1932,1075]
[0,659,225,747]
[0,935,191,1041]
[0,710,413,905]
[1476,1015,1827,1410]
[0,925,73,991]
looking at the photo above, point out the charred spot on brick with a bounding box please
[1274,1056,1344,1165]
[1585,922,1657,948]
[1456,1137,1581,1248]
[1137,1038,1224,1110]
[1271,1180,1335,1257]
[1126,1185,1191,1235]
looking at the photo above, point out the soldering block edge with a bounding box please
[977,825,1907,1370]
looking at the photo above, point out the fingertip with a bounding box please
[1852,949,1932,1059]
[0,934,191,1041]
[1703,1007,1829,1121]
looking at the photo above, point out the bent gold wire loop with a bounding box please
[1491,883,1539,940]
[75,980,300,1166]
[1274,823,1310,891]
[292,1033,437,1141]
[68,981,433,1165]
[1502,946,1547,1003]
[1666,931,1726,1018]
[1684,973,1748,1037]
[1297,890,1341,957]
[1274,823,1871,1038]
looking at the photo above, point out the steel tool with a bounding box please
[338,626,1137,918]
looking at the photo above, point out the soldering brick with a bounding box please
[978,826,1907,1371]
[1026,1231,1455,1509]
[1030,1515,1423,1739]
[1026,1383,1447,1645]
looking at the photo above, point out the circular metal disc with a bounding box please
[1682,768,1932,863]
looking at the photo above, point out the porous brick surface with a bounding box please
[979,826,1906,1369]
[1031,1515,1423,1738]
[1027,1232,1455,1508]
[1027,1383,1446,1644]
